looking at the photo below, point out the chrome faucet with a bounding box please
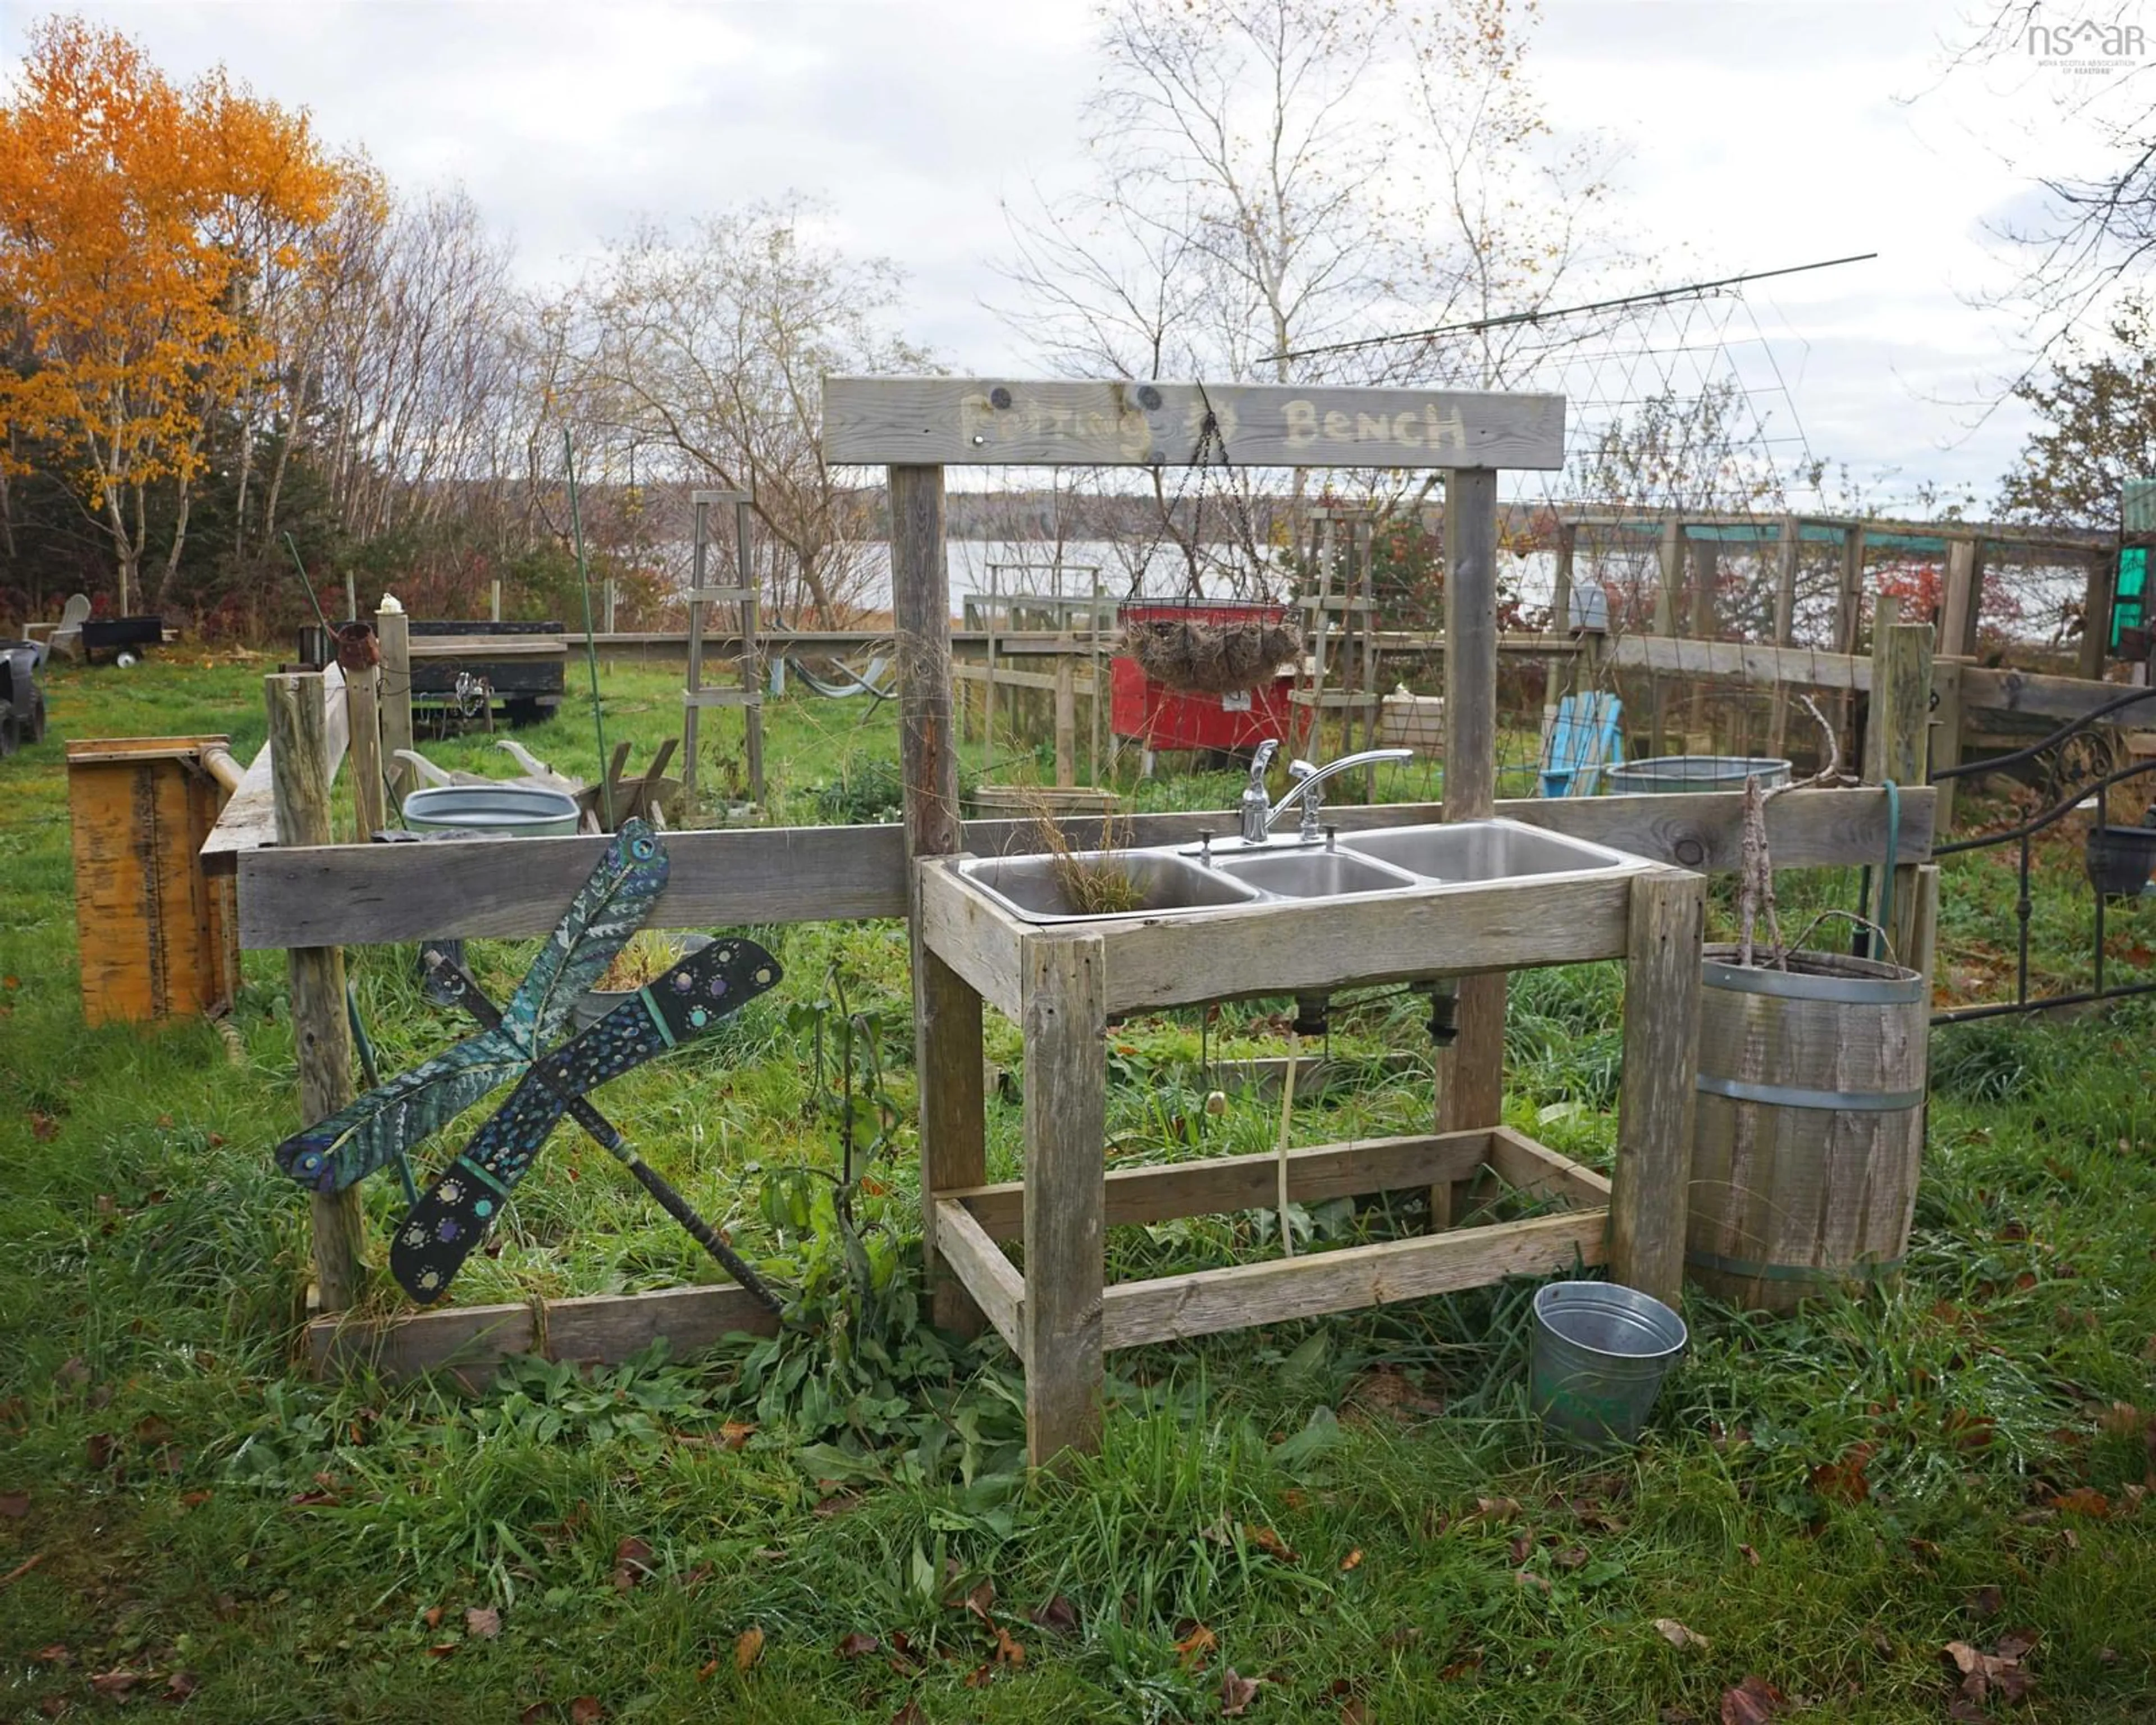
[1276,748,1414,842]
[1238,740,1281,845]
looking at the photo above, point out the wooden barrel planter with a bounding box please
[1685,946,1927,1313]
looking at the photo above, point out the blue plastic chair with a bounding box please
[1540,692,1623,797]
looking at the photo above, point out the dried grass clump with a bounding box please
[1022,790,1146,916]
[1120,616,1302,695]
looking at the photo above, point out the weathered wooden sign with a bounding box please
[823,377,1565,470]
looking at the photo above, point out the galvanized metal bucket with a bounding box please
[1529,1280,1687,1448]
[1603,755,1791,795]
[401,784,581,836]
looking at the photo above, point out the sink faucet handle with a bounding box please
[1287,757,1319,783]
[1248,739,1280,784]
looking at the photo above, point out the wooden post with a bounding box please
[1685,536,1717,745]
[1865,600,1934,787]
[683,495,709,795]
[265,673,364,1312]
[1020,931,1107,1467]
[1940,536,1981,660]
[1542,520,1576,732]
[346,662,386,837]
[2080,546,2115,682]
[1652,517,1683,755]
[376,605,414,802]
[890,464,987,1334]
[1609,869,1703,1309]
[490,578,501,623]
[1930,657,1967,837]
[1765,515,1800,760]
[1053,627,1076,788]
[1436,469,1505,1223]
[733,495,765,804]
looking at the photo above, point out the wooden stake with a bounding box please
[1609,869,1704,1309]
[266,673,364,1312]
[1019,932,1106,1468]
[1764,515,1799,761]
[1053,627,1076,788]
[346,663,386,837]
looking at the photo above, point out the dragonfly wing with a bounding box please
[274,1033,525,1193]
[497,818,670,1056]
[391,1071,567,1303]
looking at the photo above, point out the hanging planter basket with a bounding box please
[1118,614,1303,696]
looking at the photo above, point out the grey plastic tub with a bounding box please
[1529,1280,1687,1448]
[1603,755,1791,795]
[401,784,581,836]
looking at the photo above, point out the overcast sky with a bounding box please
[4,0,2134,515]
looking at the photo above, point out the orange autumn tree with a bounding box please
[0,16,347,611]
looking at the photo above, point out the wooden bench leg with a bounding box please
[917,946,986,1335]
[1020,932,1106,1468]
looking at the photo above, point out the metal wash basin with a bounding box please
[960,850,1263,924]
[1339,818,1639,884]
[1214,847,1423,899]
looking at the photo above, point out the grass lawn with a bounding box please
[2,645,2154,1723]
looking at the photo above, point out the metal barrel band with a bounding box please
[1700,958,1925,1006]
[1685,1246,1904,1284]
[1695,1073,1926,1112]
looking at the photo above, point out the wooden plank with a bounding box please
[951,1130,1496,1241]
[234,787,1935,951]
[1608,635,1871,692]
[1486,1125,1613,1207]
[933,1201,1025,1357]
[308,1284,779,1382]
[683,494,712,792]
[680,687,761,708]
[1931,659,1966,837]
[685,587,758,605]
[266,673,365,1315]
[1095,871,1633,1013]
[1608,869,1703,1310]
[1020,933,1107,1466]
[1765,515,1801,758]
[1961,663,2156,726]
[1101,1208,1609,1350]
[823,377,1566,470]
[951,662,1100,696]
[406,637,568,659]
[1940,537,1982,660]
[2080,547,2114,682]
[917,857,1026,1020]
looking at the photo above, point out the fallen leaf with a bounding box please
[1506,1530,1533,1566]
[1655,1618,1710,1652]
[611,1536,655,1590]
[0,1490,24,1519]
[1244,1523,1296,1562]
[1175,1623,1217,1667]
[1029,1594,1079,1633]
[1339,1700,1368,1724]
[165,1670,200,1701]
[89,1671,144,1700]
[87,1434,116,1471]
[518,1706,551,1725]
[1993,1630,2037,1660]
[961,1578,995,1622]
[465,1606,500,1640]
[2052,1486,2110,1517]
[1219,1667,1260,1716]
[422,1605,443,1630]
[426,1642,459,1659]
[34,1645,69,1665]
[1737,1544,1761,1568]
[1554,1544,1590,1570]
[1965,1585,2003,1619]
[29,1112,58,1142]
[1811,1444,1872,1505]
[1514,1568,1551,1595]
[993,1626,1026,1667]
[835,1631,881,1659]
[1438,1649,1483,1679]
[889,1704,925,1725]
[1340,1548,1363,1572]
[1718,1674,1787,1724]
[961,1662,995,1689]
[734,1626,764,1673]
[568,1700,607,1725]
[1472,1495,1522,1521]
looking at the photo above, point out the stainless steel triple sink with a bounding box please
[958,818,1647,924]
